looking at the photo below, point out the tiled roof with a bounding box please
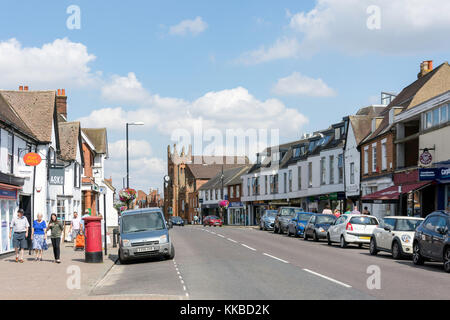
[199,165,250,190]
[58,121,80,161]
[0,93,36,140]
[82,128,108,154]
[187,162,247,179]
[0,90,56,142]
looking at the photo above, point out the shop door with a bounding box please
[421,186,436,217]
[19,196,32,251]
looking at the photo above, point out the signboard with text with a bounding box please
[49,167,64,185]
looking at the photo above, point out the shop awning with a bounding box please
[361,181,433,203]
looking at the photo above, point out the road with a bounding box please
[91,225,450,300]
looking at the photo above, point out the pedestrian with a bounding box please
[344,206,352,215]
[322,204,333,215]
[9,209,30,263]
[31,213,48,261]
[81,209,90,234]
[351,206,361,215]
[69,211,81,249]
[47,213,64,263]
[333,208,341,218]
[362,206,371,215]
[194,215,198,225]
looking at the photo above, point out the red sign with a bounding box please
[23,152,42,166]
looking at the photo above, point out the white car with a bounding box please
[369,216,424,259]
[327,214,379,248]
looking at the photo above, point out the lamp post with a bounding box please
[126,122,144,189]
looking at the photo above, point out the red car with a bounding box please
[203,215,223,227]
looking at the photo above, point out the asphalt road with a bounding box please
[91,225,450,300]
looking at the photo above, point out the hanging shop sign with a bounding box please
[419,149,433,166]
[49,167,64,185]
[23,152,42,166]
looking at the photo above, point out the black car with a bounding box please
[274,207,302,234]
[170,216,185,226]
[413,211,450,273]
[303,214,337,242]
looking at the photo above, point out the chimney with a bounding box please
[418,60,433,78]
[19,86,23,91]
[56,88,67,120]
[24,86,28,91]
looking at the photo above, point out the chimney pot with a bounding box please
[19,86,23,91]
[24,86,28,91]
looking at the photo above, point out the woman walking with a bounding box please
[47,214,64,263]
[31,213,47,261]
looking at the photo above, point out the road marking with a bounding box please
[302,269,352,288]
[183,285,187,291]
[241,244,256,251]
[227,238,237,243]
[263,253,289,264]
[211,232,216,235]
[217,234,225,238]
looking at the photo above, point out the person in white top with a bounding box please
[69,212,82,248]
[322,204,333,215]
[9,209,30,263]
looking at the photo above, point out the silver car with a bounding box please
[118,208,175,264]
[274,207,303,234]
[260,210,278,231]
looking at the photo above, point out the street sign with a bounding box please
[23,152,41,166]
[49,167,64,185]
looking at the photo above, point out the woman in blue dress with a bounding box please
[31,213,48,261]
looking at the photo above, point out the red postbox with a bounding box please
[83,216,103,263]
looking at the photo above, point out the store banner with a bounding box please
[419,167,450,181]
[0,188,16,199]
[49,167,65,185]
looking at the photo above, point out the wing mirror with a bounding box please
[384,225,392,232]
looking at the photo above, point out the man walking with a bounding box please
[9,209,30,263]
[69,212,81,249]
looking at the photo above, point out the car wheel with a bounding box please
[118,249,128,265]
[294,228,299,238]
[166,243,175,260]
[286,228,290,237]
[392,241,402,260]
[369,238,379,255]
[304,232,308,241]
[340,235,347,248]
[313,231,319,242]
[260,224,263,230]
[327,233,332,246]
[412,242,425,266]
[443,247,450,273]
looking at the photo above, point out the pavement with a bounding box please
[0,240,116,300]
[3,225,449,300]
[90,225,450,300]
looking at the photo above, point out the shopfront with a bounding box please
[0,184,20,254]
[419,165,450,211]
[228,202,246,225]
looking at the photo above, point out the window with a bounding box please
[350,162,355,185]
[57,199,66,221]
[308,162,312,187]
[256,177,260,195]
[298,167,302,190]
[74,162,81,188]
[206,191,209,201]
[372,143,377,173]
[230,186,234,198]
[288,170,292,192]
[265,175,268,194]
[381,140,387,171]
[440,104,448,124]
[320,157,326,185]
[252,177,256,195]
[329,155,334,184]
[272,152,280,162]
[432,108,440,126]
[7,133,13,174]
[270,175,274,194]
[425,111,432,129]
[236,185,240,198]
[338,154,343,183]
[284,172,287,193]
[364,147,369,174]
[247,178,250,196]
[274,174,279,194]
[425,104,450,129]
[293,148,300,158]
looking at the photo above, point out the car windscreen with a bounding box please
[395,219,422,231]
[349,216,378,225]
[209,216,219,220]
[280,208,296,216]
[121,212,165,233]
[266,212,277,218]
[298,214,312,221]
[316,215,336,224]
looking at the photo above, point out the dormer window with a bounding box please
[272,152,280,162]
[335,128,341,140]
[293,148,300,158]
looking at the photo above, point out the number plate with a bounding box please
[359,236,371,240]
[137,247,155,253]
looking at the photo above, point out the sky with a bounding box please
[1,0,450,193]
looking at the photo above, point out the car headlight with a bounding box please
[401,234,411,243]
[318,227,325,233]
[122,239,131,247]
[159,235,168,244]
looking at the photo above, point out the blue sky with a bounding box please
[1,0,450,192]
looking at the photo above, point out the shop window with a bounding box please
[57,199,66,221]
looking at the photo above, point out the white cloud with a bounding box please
[78,74,309,138]
[272,72,336,97]
[101,72,151,104]
[0,38,99,88]
[108,140,152,158]
[239,0,450,64]
[237,37,301,65]
[169,17,208,36]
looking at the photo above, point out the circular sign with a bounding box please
[23,152,42,166]
[420,150,432,166]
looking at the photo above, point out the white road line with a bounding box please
[217,234,225,238]
[241,244,256,251]
[183,286,187,291]
[263,253,289,264]
[185,293,189,297]
[227,238,237,243]
[302,269,352,288]
[211,232,216,235]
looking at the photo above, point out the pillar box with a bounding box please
[83,216,103,263]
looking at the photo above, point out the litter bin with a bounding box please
[83,216,103,263]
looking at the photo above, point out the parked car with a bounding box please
[118,208,175,264]
[260,210,278,231]
[303,214,337,241]
[327,214,379,248]
[287,212,314,237]
[203,215,223,227]
[274,207,303,234]
[170,216,185,226]
[412,211,450,273]
[370,216,424,259]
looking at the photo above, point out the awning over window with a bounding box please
[361,181,433,203]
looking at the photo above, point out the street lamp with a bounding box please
[126,122,144,189]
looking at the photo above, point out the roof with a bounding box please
[348,106,384,144]
[0,93,36,140]
[199,165,250,190]
[103,179,116,192]
[82,128,108,154]
[0,90,56,142]
[58,121,80,161]
[187,160,248,180]
[361,62,450,144]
